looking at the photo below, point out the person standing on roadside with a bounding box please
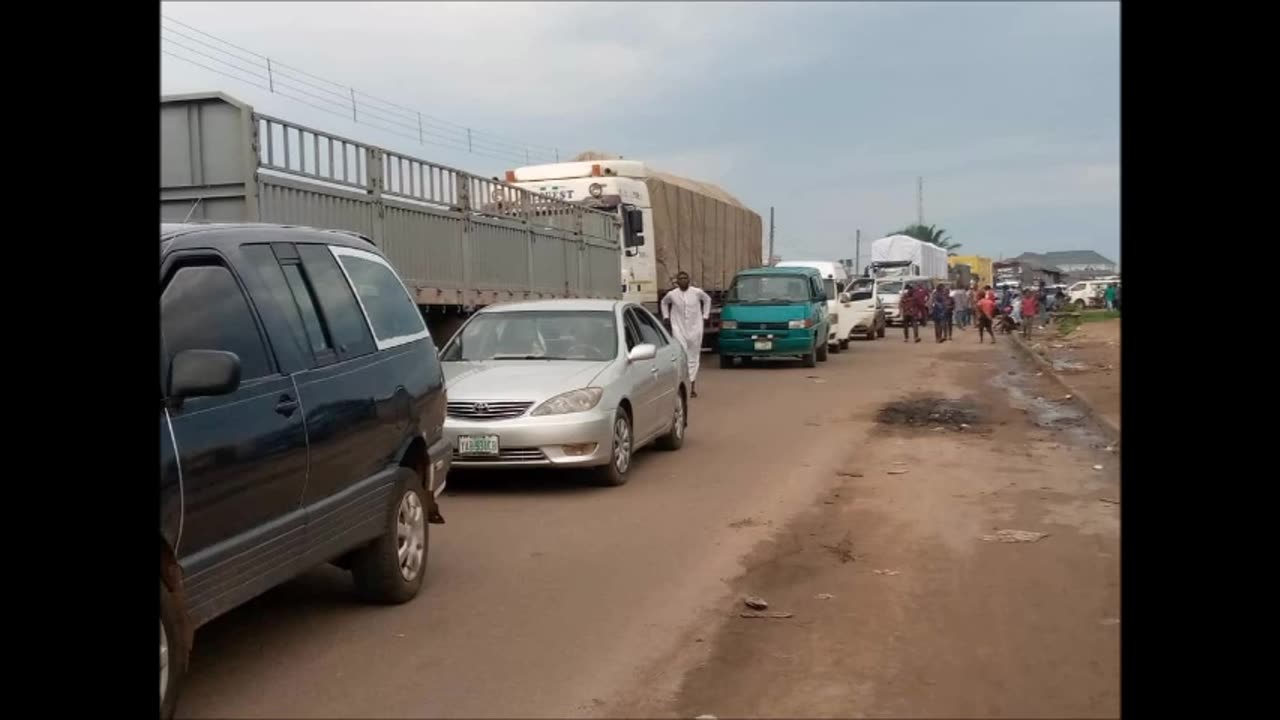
[1104,282,1117,311]
[661,271,711,398]
[1020,288,1040,339]
[932,283,951,343]
[977,289,998,343]
[900,282,922,343]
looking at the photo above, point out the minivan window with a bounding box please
[728,274,812,303]
[297,245,376,360]
[162,264,271,381]
[333,248,428,349]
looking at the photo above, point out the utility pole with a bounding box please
[916,176,924,226]
[854,228,861,275]
[767,206,775,265]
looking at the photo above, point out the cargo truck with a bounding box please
[868,234,949,282]
[160,92,624,341]
[504,157,764,350]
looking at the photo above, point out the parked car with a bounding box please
[1067,279,1120,309]
[439,299,689,486]
[840,276,887,339]
[160,223,450,719]
[718,266,832,368]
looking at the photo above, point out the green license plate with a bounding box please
[458,435,499,456]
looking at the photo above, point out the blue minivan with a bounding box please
[717,266,831,368]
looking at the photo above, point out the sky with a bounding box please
[160,1,1120,267]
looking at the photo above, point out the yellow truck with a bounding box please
[949,254,993,288]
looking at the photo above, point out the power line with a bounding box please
[160,15,560,159]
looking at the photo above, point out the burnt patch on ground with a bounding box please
[876,394,983,431]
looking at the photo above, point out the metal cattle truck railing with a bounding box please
[160,92,621,310]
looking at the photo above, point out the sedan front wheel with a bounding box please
[594,409,633,486]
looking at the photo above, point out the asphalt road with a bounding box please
[177,329,1118,718]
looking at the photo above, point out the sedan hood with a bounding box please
[443,360,610,401]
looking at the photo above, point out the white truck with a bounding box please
[868,234,949,283]
[505,157,764,350]
[774,260,855,351]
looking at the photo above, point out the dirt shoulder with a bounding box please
[664,340,1121,718]
[1030,316,1120,431]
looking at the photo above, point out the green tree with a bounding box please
[894,223,963,255]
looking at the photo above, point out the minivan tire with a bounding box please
[351,469,429,604]
[593,409,633,486]
[816,340,829,362]
[655,392,686,451]
[160,581,186,720]
[802,350,817,368]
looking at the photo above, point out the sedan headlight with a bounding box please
[531,387,604,417]
[788,318,815,329]
[720,319,738,329]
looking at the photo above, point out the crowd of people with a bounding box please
[897,281,1064,345]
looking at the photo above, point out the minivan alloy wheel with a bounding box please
[397,491,426,582]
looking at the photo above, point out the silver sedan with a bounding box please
[438,299,690,486]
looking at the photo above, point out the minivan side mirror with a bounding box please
[627,343,657,362]
[168,349,241,400]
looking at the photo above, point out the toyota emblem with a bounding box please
[473,402,489,413]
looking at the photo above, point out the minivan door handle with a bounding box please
[275,395,299,418]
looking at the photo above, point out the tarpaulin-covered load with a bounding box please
[645,172,763,293]
[870,234,949,280]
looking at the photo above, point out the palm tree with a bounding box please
[894,223,963,255]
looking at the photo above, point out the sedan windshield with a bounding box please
[728,275,812,303]
[441,310,617,362]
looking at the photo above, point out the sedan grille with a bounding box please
[454,447,547,463]
[447,401,533,421]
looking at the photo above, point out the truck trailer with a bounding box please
[160,92,623,341]
[868,234,949,282]
[505,156,764,350]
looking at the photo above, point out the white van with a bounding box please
[840,276,887,339]
[1067,279,1119,309]
[875,275,932,326]
[774,260,853,352]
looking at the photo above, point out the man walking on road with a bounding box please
[977,290,998,344]
[1020,288,1040,340]
[900,283,923,343]
[661,271,711,398]
[931,284,951,343]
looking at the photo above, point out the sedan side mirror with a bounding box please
[168,349,241,401]
[627,343,657,362]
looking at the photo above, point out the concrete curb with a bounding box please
[1008,331,1121,445]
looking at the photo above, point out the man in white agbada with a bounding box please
[661,271,712,398]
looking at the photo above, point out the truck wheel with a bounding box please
[351,469,429,604]
[655,391,686,451]
[816,341,829,362]
[593,409,633,486]
[160,581,187,720]
[719,354,733,369]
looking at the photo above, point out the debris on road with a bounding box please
[1063,394,1073,400]
[740,611,794,619]
[836,470,863,478]
[728,517,765,528]
[873,569,902,576]
[821,532,857,563]
[980,529,1049,543]
[696,714,718,719]
[815,593,835,600]
[887,469,909,475]
[1099,618,1121,626]
[877,394,981,429]
[1098,497,1119,505]
[743,596,769,610]
[1092,464,1104,471]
